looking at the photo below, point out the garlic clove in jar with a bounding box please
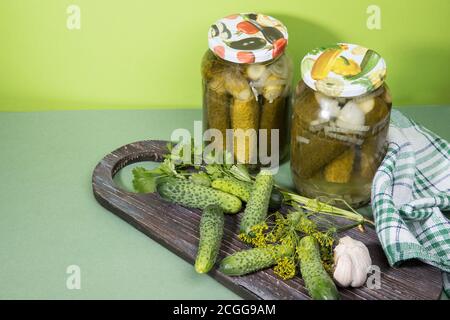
[333,236,372,288]
[268,54,290,79]
[224,70,254,101]
[262,74,285,102]
[314,92,340,120]
[335,101,366,131]
[356,98,375,114]
[246,64,267,81]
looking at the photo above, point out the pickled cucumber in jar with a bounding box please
[291,43,392,208]
[202,13,292,166]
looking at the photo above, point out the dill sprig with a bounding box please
[237,209,338,280]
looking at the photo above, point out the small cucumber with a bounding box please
[220,245,292,276]
[211,177,283,212]
[156,177,242,214]
[195,205,224,274]
[211,178,252,202]
[239,170,274,235]
[298,236,339,300]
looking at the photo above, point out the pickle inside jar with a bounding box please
[202,52,291,165]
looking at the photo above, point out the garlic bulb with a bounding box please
[333,236,372,288]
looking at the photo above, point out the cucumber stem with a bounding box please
[279,189,375,228]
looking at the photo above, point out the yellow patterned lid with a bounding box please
[301,43,387,97]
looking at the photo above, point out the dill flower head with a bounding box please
[239,223,269,248]
[264,231,277,243]
[280,233,295,250]
[238,232,254,245]
[312,229,336,275]
[274,257,297,280]
[269,213,287,241]
[296,215,318,235]
[312,229,335,248]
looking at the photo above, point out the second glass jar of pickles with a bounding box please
[291,44,392,208]
[202,13,292,165]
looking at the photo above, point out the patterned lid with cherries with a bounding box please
[208,13,288,64]
[301,43,387,97]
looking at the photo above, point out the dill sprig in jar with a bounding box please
[202,13,292,166]
[291,43,392,208]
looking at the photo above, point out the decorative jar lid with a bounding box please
[301,43,387,97]
[208,13,288,64]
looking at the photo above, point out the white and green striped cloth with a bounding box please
[372,109,450,296]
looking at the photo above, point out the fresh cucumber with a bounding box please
[220,245,292,276]
[239,170,274,235]
[211,177,283,212]
[298,236,339,300]
[156,177,242,214]
[211,178,252,202]
[195,205,224,274]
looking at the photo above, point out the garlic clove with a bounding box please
[336,101,365,130]
[246,64,267,81]
[357,98,375,114]
[314,92,340,120]
[348,249,370,287]
[338,235,354,246]
[333,253,353,287]
[224,71,253,100]
[269,54,290,79]
[262,74,285,101]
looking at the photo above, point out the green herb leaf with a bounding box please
[190,172,211,187]
[229,164,252,182]
[132,167,159,193]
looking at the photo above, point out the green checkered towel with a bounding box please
[372,109,450,296]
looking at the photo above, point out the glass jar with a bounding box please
[291,44,392,208]
[202,13,292,166]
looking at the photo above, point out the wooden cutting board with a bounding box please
[92,140,443,300]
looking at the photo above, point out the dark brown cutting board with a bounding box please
[92,140,443,300]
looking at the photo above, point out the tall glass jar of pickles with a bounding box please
[202,13,292,166]
[291,44,392,208]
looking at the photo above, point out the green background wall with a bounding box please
[0,0,449,111]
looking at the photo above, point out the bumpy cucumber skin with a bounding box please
[195,205,224,274]
[211,178,252,202]
[211,178,283,212]
[239,170,274,235]
[298,236,339,300]
[157,178,242,214]
[220,245,291,276]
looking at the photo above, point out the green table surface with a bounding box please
[1,106,449,299]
